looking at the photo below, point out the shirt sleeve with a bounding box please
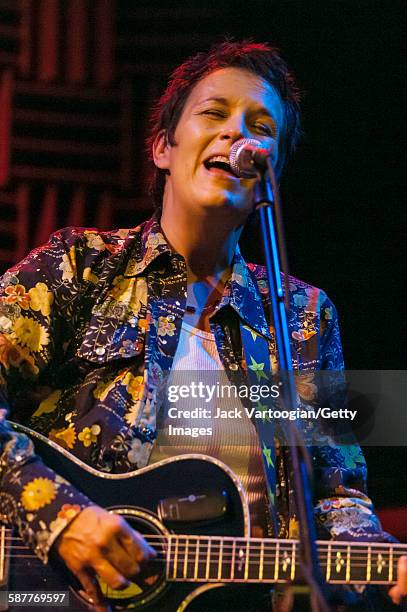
[312,292,394,544]
[0,230,93,563]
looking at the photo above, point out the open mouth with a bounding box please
[203,155,237,177]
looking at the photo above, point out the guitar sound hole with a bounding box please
[76,507,168,611]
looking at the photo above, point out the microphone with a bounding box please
[229,138,273,178]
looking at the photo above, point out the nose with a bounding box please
[219,114,248,142]
[220,129,242,142]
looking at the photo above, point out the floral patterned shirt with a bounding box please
[0,215,389,565]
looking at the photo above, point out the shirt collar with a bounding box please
[122,214,271,339]
[123,215,173,277]
[216,246,272,340]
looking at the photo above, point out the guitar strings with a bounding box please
[3,541,406,562]
[4,543,406,561]
[4,550,404,567]
[3,539,406,562]
[3,553,403,566]
[4,529,406,544]
[3,549,402,571]
[3,553,401,571]
[3,529,405,545]
[3,533,405,569]
[3,532,406,552]
[5,543,403,559]
[4,553,401,566]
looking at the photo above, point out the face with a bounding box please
[154,67,285,219]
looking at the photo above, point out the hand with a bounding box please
[389,556,407,607]
[55,505,156,611]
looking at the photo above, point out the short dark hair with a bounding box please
[146,40,302,208]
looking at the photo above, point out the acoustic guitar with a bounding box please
[1,422,404,611]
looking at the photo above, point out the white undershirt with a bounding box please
[149,321,270,534]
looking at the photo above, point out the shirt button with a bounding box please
[229,363,238,371]
[167,315,175,322]
[95,347,106,356]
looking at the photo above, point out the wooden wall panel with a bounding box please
[66,0,87,84]
[18,0,33,78]
[0,0,123,270]
[37,0,60,82]
[0,69,12,186]
[0,0,238,271]
[94,0,114,87]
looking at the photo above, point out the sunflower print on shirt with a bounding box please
[0,215,392,566]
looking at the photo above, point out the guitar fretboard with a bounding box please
[166,536,406,585]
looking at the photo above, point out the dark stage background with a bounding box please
[0,1,405,526]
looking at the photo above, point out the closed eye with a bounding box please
[253,123,277,137]
[201,109,227,118]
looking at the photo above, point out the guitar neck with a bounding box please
[166,535,407,585]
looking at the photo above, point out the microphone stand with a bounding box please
[253,159,331,612]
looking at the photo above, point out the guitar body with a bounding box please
[6,423,269,611]
[5,423,404,611]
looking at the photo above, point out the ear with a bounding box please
[152,129,171,170]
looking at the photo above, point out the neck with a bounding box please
[160,203,243,279]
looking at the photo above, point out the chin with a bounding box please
[198,198,252,223]
[198,189,247,209]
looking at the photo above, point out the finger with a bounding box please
[97,523,142,579]
[117,520,156,563]
[105,539,142,581]
[115,532,157,583]
[115,532,159,586]
[398,555,407,589]
[388,585,401,606]
[272,585,294,612]
[388,556,407,605]
[93,558,131,591]
[76,568,106,607]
